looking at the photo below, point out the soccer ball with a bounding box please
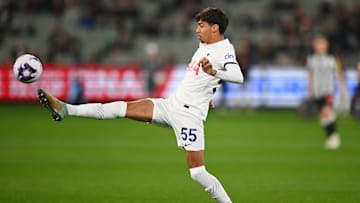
[13,54,43,83]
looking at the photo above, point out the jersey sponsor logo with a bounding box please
[224,53,235,60]
[187,60,200,75]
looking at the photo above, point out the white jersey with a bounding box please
[307,54,338,98]
[170,39,238,120]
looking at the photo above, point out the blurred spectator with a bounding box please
[51,0,65,16]
[317,0,334,17]
[106,49,129,65]
[0,1,37,41]
[62,0,81,29]
[46,24,82,63]
[68,37,83,64]
[350,63,360,120]
[142,17,160,36]
[232,39,256,107]
[113,1,140,20]
[47,24,70,62]
[79,5,97,29]
[270,0,297,11]
[0,0,16,45]
[333,2,358,54]
[24,0,64,16]
[8,39,28,62]
[106,31,134,52]
[257,39,276,64]
[5,39,41,65]
[68,76,86,105]
[1,1,360,65]
[165,51,178,65]
[94,31,134,64]
[141,42,163,96]
[236,39,255,81]
[114,1,140,29]
[182,0,201,35]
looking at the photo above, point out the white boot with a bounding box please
[325,133,341,150]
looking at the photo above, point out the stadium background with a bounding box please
[1,1,360,202]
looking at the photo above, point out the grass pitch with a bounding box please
[0,103,359,203]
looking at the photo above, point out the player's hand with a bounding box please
[199,58,217,76]
[209,100,215,108]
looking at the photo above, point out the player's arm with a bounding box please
[307,72,313,99]
[306,57,313,99]
[209,100,215,108]
[335,62,348,99]
[200,57,244,83]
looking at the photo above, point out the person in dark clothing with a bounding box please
[350,63,360,120]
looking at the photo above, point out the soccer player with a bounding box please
[38,7,243,203]
[307,35,347,150]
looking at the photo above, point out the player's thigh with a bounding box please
[171,112,204,151]
[126,99,154,122]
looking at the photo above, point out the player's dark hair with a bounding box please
[195,7,229,34]
[313,34,328,42]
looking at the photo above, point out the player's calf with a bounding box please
[320,111,337,137]
[66,102,127,119]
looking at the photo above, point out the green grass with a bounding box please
[0,103,360,203]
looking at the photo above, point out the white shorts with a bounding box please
[149,98,204,151]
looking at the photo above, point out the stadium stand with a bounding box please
[0,0,359,67]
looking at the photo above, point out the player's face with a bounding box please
[196,20,215,43]
[313,38,328,54]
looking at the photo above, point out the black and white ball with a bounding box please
[13,54,43,83]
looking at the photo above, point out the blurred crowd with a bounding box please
[0,0,359,68]
[234,0,360,68]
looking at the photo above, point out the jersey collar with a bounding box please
[199,38,229,48]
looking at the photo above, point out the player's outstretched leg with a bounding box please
[38,88,154,122]
[38,88,68,121]
[38,88,128,121]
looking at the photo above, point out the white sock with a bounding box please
[66,101,127,119]
[190,166,232,203]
